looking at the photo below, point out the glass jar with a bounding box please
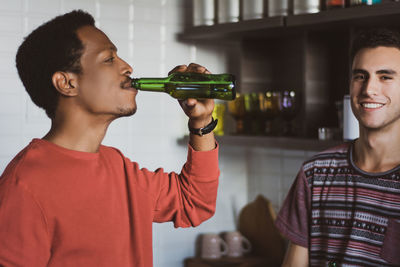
[242,0,264,20]
[326,0,345,9]
[293,0,320,15]
[350,0,382,5]
[193,0,215,26]
[268,0,289,17]
[218,0,240,23]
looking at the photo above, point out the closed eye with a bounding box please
[105,57,115,63]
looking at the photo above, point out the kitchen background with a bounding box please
[0,0,319,266]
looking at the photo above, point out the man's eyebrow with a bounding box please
[376,69,396,75]
[352,69,368,75]
[98,45,117,55]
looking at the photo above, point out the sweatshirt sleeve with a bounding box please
[275,167,311,248]
[151,143,220,227]
[0,180,51,266]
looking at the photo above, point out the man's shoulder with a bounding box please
[99,144,121,154]
[302,142,351,170]
[99,144,130,161]
[309,142,350,159]
[0,140,38,185]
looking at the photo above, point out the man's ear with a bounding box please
[52,71,78,96]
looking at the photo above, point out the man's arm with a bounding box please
[148,143,219,227]
[281,242,309,267]
[275,168,311,267]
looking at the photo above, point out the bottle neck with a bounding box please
[131,78,166,92]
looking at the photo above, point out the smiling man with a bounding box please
[275,28,400,267]
[0,10,219,267]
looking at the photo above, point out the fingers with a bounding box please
[179,98,215,126]
[169,63,211,75]
[168,65,187,75]
[187,63,211,74]
[179,98,198,108]
[186,98,198,106]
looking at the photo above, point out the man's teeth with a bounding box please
[362,103,383,108]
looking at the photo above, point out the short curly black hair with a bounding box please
[350,28,400,64]
[16,10,95,119]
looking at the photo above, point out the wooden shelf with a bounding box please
[287,3,400,28]
[178,135,343,151]
[178,3,400,41]
[178,16,284,41]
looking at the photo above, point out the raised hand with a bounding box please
[168,63,216,151]
[168,63,215,130]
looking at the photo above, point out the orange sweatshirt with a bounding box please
[0,139,219,266]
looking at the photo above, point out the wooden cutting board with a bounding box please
[238,195,286,266]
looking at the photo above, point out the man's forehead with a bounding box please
[355,46,400,59]
[353,47,400,68]
[77,25,116,53]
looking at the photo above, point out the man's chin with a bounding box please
[118,107,137,118]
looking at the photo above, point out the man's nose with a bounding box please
[120,58,133,76]
[363,76,380,96]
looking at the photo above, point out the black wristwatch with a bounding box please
[188,117,218,136]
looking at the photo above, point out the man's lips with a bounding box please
[121,79,137,91]
[122,84,136,90]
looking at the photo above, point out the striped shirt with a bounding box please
[275,142,400,267]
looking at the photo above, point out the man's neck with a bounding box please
[43,113,112,153]
[354,126,400,173]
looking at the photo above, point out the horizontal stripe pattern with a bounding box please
[305,143,400,267]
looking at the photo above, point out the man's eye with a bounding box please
[105,57,115,63]
[353,74,366,81]
[381,75,393,80]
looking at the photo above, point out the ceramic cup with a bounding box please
[200,233,229,259]
[223,231,252,257]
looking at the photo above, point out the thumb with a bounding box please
[185,98,198,107]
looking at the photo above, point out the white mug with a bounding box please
[200,233,229,259]
[223,231,252,257]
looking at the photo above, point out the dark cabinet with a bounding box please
[178,2,400,141]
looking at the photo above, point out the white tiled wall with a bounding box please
[246,147,319,212]
[0,0,314,266]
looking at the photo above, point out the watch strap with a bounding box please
[188,117,218,136]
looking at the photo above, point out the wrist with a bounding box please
[188,116,213,129]
[188,117,218,136]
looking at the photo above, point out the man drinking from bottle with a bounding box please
[0,10,219,267]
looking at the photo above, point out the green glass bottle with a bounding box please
[131,72,236,101]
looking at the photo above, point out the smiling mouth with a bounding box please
[360,103,384,109]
